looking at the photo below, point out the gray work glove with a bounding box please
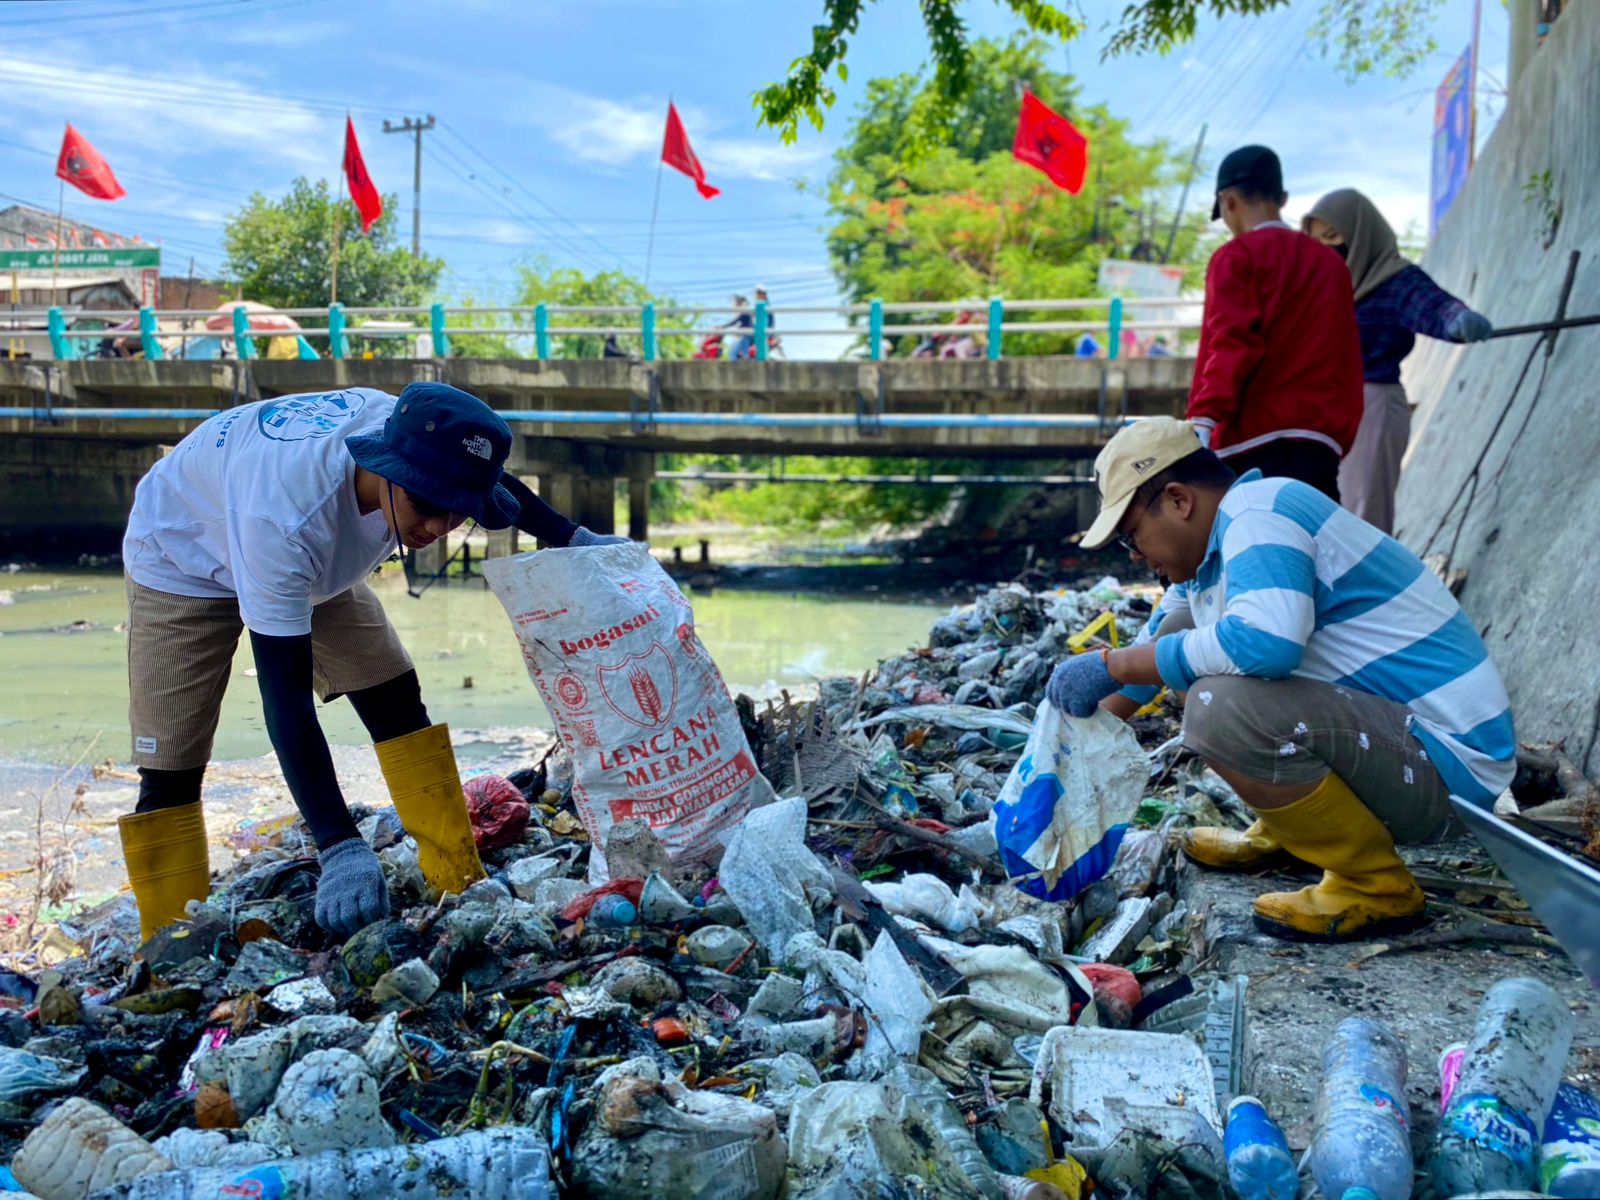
[1445,309,1493,342]
[569,526,629,547]
[315,837,390,937]
[1045,652,1120,718]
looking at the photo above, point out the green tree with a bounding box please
[222,177,443,310]
[826,37,1209,356]
[758,0,1447,144]
[450,260,694,360]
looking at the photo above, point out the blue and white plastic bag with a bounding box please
[991,705,1146,901]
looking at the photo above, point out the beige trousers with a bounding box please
[1337,381,1411,535]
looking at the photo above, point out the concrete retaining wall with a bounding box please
[1395,1,1600,773]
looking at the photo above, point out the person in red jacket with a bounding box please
[1187,146,1364,500]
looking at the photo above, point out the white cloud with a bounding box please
[0,52,335,178]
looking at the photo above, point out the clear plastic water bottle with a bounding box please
[100,1128,551,1200]
[589,893,638,926]
[1307,1018,1413,1200]
[1542,1083,1600,1198]
[1225,1095,1299,1200]
[1432,976,1575,1196]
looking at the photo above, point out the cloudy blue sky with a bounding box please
[0,0,1505,326]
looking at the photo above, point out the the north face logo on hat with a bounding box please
[462,434,493,460]
[1132,456,1158,474]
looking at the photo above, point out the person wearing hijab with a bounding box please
[1303,188,1493,533]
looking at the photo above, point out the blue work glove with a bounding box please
[1445,309,1493,342]
[569,526,629,547]
[1045,652,1120,718]
[315,837,390,937]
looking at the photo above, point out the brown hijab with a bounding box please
[1303,188,1411,303]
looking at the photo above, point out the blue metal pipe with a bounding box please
[0,406,1135,430]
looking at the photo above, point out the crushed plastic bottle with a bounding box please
[1541,1083,1600,1198]
[97,1127,551,1200]
[589,893,638,926]
[1225,1095,1299,1200]
[12,1097,172,1200]
[1307,1018,1412,1200]
[1433,976,1575,1196]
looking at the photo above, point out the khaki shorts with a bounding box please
[1180,673,1452,844]
[126,575,412,770]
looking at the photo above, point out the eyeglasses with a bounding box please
[1116,491,1162,555]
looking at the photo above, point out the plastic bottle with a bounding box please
[588,893,637,926]
[1307,1018,1413,1200]
[13,1097,173,1200]
[1432,976,1575,1196]
[895,1064,1002,1198]
[1540,1082,1600,1198]
[101,1128,551,1200]
[1225,1095,1299,1200]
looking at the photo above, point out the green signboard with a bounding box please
[0,247,162,271]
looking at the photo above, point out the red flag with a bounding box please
[56,124,125,201]
[661,101,719,199]
[343,116,383,233]
[1012,90,1088,195]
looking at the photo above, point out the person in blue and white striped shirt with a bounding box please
[1045,417,1515,942]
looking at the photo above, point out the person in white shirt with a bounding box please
[119,382,622,939]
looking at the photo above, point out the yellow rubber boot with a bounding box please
[1250,773,1426,942]
[1181,819,1285,870]
[118,802,212,942]
[373,723,486,896]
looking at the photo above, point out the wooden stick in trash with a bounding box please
[857,797,1006,880]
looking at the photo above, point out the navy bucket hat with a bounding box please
[346,382,520,530]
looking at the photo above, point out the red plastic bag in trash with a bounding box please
[464,774,530,852]
[558,877,645,924]
[1076,963,1142,1027]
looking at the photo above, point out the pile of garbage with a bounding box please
[1,574,1597,1199]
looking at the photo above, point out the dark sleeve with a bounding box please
[1389,266,1470,340]
[249,631,360,850]
[499,472,578,547]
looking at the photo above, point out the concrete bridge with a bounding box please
[0,355,1191,557]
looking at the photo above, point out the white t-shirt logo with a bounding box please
[258,392,367,442]
[462,434,493,460]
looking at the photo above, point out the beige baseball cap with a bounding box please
[1081,417,1207,550]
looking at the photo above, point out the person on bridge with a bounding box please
[1188,145,1364,501]
[1302,188,1495,534]
[117,382,626,942]
[724,293,755,359]
[1043,417,1515,941]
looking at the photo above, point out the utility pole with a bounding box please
[1162,123,1207,264]
[383,114,435,255]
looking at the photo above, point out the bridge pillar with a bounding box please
[0,435,165,556]
[410,538,451,580]
[628,476,650,543]
[516,441,653,543]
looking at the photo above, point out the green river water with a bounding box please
[0,566,943,766]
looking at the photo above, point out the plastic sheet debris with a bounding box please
[262,1048,395,1157]
[570,1071,785,1200]
[101,1127,551,1200]
[0,1048,88,1119]
[718,796,833,959]
[788,1065,1003,1198]
[992,707,1145,902]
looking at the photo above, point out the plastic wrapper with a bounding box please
[991,706,1145,902]
[464,773,531,851]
